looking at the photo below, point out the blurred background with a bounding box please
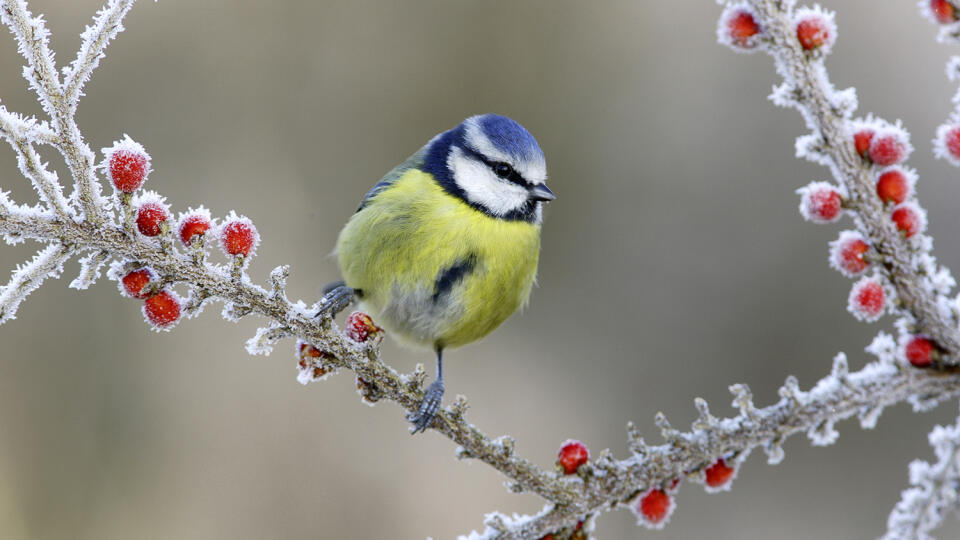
[1,1,959,538]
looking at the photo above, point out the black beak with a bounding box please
[529,184,556,202]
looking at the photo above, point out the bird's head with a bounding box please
[423,114,555,223]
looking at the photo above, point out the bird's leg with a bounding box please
[409,347,445,433]
[315,280,354,317]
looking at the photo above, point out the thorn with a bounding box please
[831,352,849,382]
[778,375,801,403]
[655,411,679,444]
[269,265,289,300]
[451,394,469,418]
[693,397,717,431]
[730,383,759,421]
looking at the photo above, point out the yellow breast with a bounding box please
[335,169,541,349]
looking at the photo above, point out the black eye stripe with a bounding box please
[483,158,527,186]
[492,162,526,185]
[457,145,530,186]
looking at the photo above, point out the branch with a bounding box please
[62,0,136,112]
[884,403,960,540]
[0,241,72,323]
[470,351,960,539]
[0,106,70,220]
[1,0,110,226]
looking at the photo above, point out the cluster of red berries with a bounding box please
[102,137,264,329]
[103,137,259,257]
[297,341,332,383]
[719,5,835,53]
[118,264,181,330]
[294,312,382,386]
[554,440,738,530]
[794,117,939,365]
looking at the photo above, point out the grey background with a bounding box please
[1,1,959,538]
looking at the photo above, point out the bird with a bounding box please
[319,114,555,433]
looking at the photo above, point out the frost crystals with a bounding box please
[883,402,960,540]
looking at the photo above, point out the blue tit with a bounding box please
[320,114,555,433]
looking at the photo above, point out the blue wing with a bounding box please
[356,144,428,212]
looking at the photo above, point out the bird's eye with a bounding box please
[493,162,514,179]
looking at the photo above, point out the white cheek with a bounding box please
[448,148,529,216]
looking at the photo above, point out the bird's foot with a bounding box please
[408,379,444,434]
[315,282,354,318]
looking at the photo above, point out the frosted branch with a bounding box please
[62,0,135,112]
[0,242,71,323]
[467,359,960,539]
[884,402,960,540]
[0,106,70,219]
[0,0,62,119]
[748,0,960,363]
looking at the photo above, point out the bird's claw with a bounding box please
[315,283,354,318]
[408,380,444,434]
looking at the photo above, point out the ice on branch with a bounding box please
[0,242,70,323]
[64,1,136,111]
[68,249,109,290]
[884,403,960,540]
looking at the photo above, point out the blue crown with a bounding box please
[466,114,544,165]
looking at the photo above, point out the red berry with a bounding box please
[704,458,735,488]
[121,267,156,299]
[637,488,673,527]
[299,342,324,359]
[876,168,910,204]
[931,0,956,23]
[848,277,885,322]
[136,201,168,237]
[219,217,259,257]
[143,290,181,328]
[830,231,870,277]
[297,342,329,377]
[104,137,150,193]
[853,129,874,158]
[109,151,148,192]
[178,212,212,246]
[869,132,909,166]
[799,182,843,223]
[346,311,382,343]
[937,124,960,164]
[796,15,831,50]
[905,336,936,367]
[557,439,590,475]
[297,341,334,384]
[891,203,926,238]
[729,11,759,45]
[539,535,554,540]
